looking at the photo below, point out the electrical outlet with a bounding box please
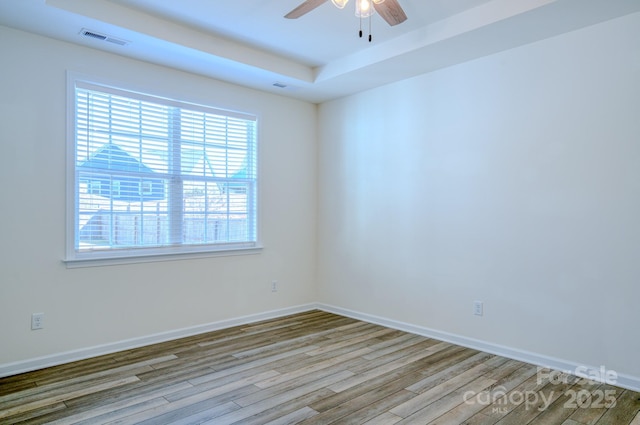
[31,313,44,330]
[473,301,483,316]
[271,280,278,292]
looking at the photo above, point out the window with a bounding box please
[141,180,153,196]
[66,78,258,265]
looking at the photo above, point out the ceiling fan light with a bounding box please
[355,0,374,18]
[331,0,349,9]
[372,0,385,3]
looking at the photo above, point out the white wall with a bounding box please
[0,26,317,365]
[318,11,640,379]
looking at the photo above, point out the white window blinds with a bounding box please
[69,80,258,262]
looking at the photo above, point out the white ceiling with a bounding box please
[110,0,496,67]
[1,0,640,103]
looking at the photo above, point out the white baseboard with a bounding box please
[0,303,318,378]
[3,302,639,393]
[317,303,640,393]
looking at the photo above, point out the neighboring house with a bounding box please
[77,143,249,246]
[77,143,166,246]
[78,143,165,202]
[185,149,249,195]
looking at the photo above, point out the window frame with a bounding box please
[64,73,262,268]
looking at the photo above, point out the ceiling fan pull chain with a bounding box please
[369,14,372,42]
[359,14,363,38]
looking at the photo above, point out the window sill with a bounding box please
[63,244,263,268]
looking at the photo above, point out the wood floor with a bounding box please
[1,311,639,425]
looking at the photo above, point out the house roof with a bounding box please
[79,144,155,173]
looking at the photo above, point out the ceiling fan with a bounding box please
[285,0,407,41]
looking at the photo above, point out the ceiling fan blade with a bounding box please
[373,0,407,26]
[285,0,329,19]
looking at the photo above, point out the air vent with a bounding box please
[81,29,106,41]
[272,82,300,92]
[79,28,130,46]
